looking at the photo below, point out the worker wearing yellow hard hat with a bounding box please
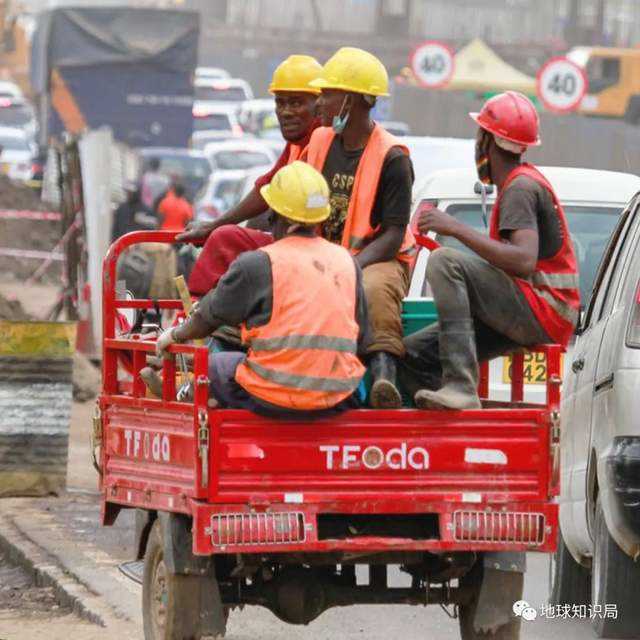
[158,161,368,416]
[304,47,416,409]
[181,53,323,295]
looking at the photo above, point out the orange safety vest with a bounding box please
[490,164,580,347]
[305,124,416,264]
[235,235,365,410]
[287,143,305,163]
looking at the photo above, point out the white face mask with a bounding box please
[332,95,351,134]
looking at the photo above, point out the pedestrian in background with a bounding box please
[157,183,193,232]
[140,157,170,209]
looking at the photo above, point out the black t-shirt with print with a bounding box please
[320,135,414,244]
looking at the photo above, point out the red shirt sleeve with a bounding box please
[254,143,291,190]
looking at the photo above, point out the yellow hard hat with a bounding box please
[260,161,330,224]
[309,47,389,96]
[269,55,323,95]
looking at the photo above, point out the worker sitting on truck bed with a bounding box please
[155,161,370,417]
[304,46,415,409]
[403,91,579,410]
[179,54,323,292]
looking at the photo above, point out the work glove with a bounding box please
[156,327,178,357]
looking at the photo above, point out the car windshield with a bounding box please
[213,150,271,170]
[438,204,620,306]
[193,113,231,131]
[0,135,30,151]
[0,105,33,127]
[213,178,245,210]
[149,155,211,180]
[195,86,247,102]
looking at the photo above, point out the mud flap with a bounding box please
[158,512,227,637]
[474,552,525,633]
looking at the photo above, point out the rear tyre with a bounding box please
[142,519,226,640]
[549,529,591,606]
[458,562,522,640]
[591,496,640,638]
[624,96,640,125]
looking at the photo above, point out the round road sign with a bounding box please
[410,41,455,89]
[537,57,587,113]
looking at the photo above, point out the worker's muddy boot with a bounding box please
[140,366,163,398]
[414,321,481,410]
[369,352,402,409]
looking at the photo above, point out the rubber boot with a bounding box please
[369,352,402,409]
[414,321,481,410]
[140,366,163,398]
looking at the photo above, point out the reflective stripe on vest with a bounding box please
[235,235,365,410]
[251,334,358,352]
[244,360,361,393]
[490,163,580,346]
[306,125,416,264]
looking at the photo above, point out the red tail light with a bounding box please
[232,123,243,137]
[453,510,546,546]
[626,280,640,348]
[201,205,220,220]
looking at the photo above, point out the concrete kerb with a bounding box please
[0,508,128,629]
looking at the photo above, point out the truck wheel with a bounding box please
[591,496,640,638]
[142,520,226,640]
[624,96,640,125]
[458,563,521,640]
[549,530,591,606]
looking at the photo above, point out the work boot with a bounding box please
[414,321,481,410]
[140,366,163,398]
[369,352,402,409]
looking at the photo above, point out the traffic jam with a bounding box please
[1,2,640,640]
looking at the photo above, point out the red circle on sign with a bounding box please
[409,40,455,90]
[536,56,588,114]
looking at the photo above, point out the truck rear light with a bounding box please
[208,512,306,547]
[626,280,640,348]
[452,511,545,546]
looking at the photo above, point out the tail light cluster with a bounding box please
[208,511,306,547]
[626,280,640,348]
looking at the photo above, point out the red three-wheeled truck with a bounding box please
[95,231,562,639]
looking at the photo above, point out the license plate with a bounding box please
[502,352,563,385]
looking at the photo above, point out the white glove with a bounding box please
[156,327,177,357]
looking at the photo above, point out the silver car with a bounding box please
[551,191,640,638]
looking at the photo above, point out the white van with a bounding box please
[550,192,640,638]
[408,166,640,403]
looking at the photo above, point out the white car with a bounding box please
[193,78,253,110]
[192,104,243,147]
[408,166,640,403]
[0,81,24,100]
[551,192,640,638]
[195,66,231,81]
[0,126,36,182]
[237,99,277,135]
[202,140,276,172]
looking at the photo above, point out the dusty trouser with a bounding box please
[362,259,410,408]
[404,247,550,407]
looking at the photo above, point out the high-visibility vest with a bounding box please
[287,143,305,163]
[490,164,580,347]
[305,124,416,264]
[234,235,365,410]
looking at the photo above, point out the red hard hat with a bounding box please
[470,91,541,147]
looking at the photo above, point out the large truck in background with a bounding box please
[569,46,640,124]
[29,7,199,148]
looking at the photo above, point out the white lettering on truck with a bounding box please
[319,443,429,470]
[124,429,171,462]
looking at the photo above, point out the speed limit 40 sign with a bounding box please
[537,57,588,113]
[410,40,455,89]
